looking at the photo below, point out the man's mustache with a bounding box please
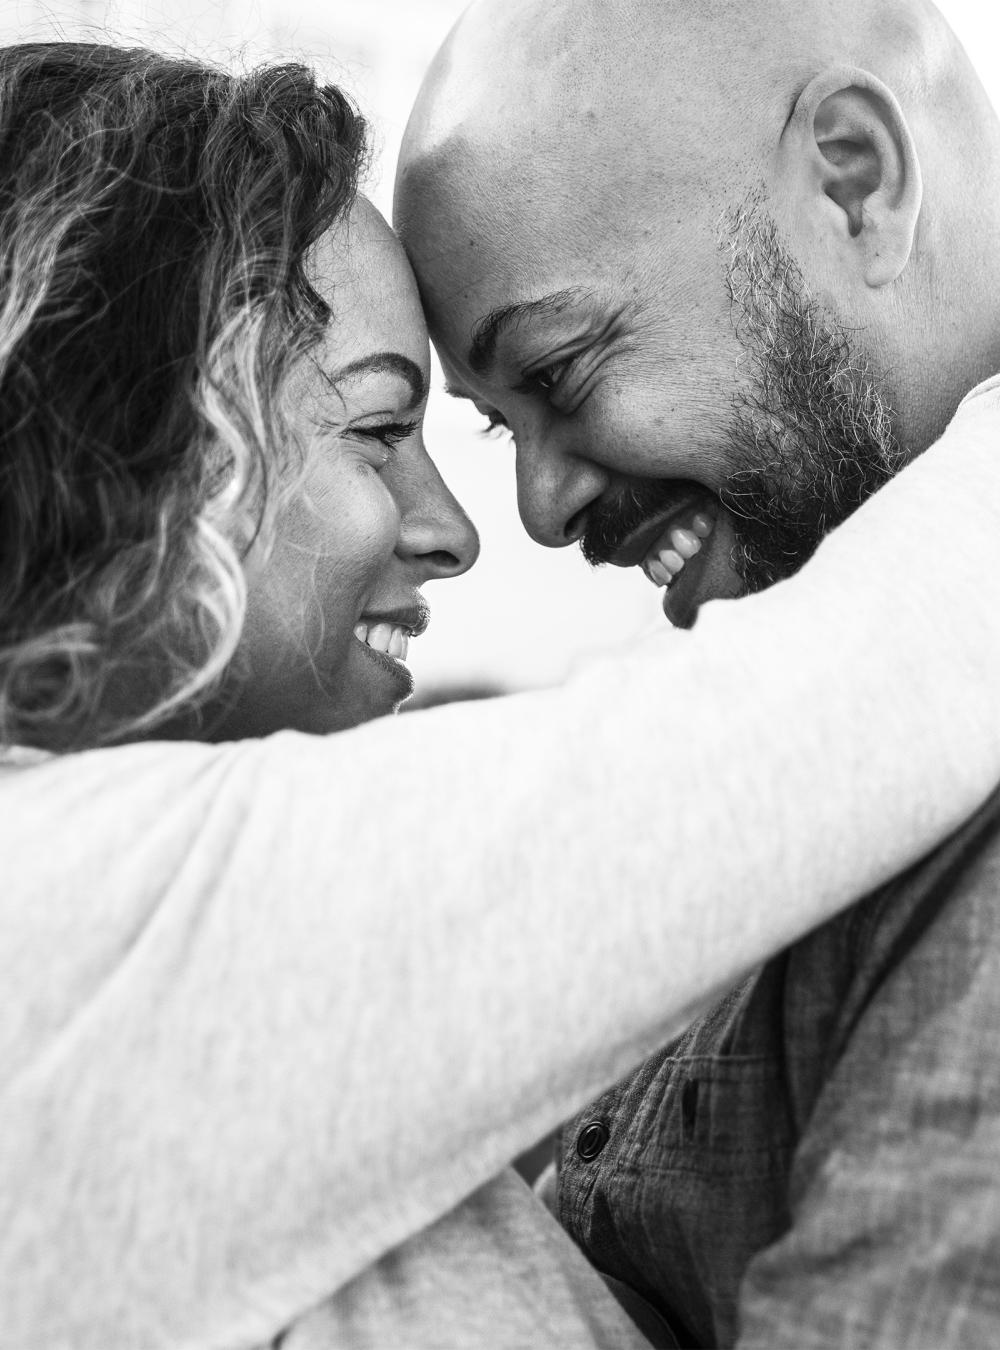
[580,478,691,566]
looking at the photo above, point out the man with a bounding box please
[395,0,1000,1344]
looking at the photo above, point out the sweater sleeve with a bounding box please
[4,379,1000,1348]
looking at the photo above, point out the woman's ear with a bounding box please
[774,65,922,289]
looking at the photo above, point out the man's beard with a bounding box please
[582,194,905,593]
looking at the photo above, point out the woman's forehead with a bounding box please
[310,200,429,375]
[314,197,408,284]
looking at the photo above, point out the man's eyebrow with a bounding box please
[467,288,590,374]
[326,352,428,409]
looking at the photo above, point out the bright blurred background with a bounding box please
[2,0,997,700]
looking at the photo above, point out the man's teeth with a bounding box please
[671,528,702,559]
[353,622,411,660]
[648,556,678,586]
[643,513,715,589]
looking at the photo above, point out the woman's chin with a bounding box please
[216,685,412,740]
[322,689,411,733]
[187,645,416,740]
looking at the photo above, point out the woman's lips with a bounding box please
[353,621,412,662]
[352,605,429,696]
[353,628,416,698]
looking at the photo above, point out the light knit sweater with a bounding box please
[4,380,1000,1349]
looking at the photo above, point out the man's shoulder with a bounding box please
[790,778,1000,1036]
[569,777,1000,1139]
[758,777,1000,1138]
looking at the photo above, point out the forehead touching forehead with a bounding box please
[313,196,419,310]
[396,0,961,323]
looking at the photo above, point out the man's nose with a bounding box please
[396,455,480,580]
[515,435,609,548]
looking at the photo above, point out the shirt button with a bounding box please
[576,1119,610,1161]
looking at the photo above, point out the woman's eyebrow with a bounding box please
[328,352,428,409]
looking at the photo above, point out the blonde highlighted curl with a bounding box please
[0,43,368,750]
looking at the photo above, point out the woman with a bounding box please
[0,43,475,747]
[3,42,1000,1350]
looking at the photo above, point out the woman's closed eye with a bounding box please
[332,417,420,468]
[352,418,420,450]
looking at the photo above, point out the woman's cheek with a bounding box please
[313,461,402,589]
[351,468,405,566]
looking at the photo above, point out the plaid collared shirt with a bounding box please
[556,786,1000,1349]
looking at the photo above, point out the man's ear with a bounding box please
[774,66,922,289]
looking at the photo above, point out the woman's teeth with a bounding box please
[643,512,714,589]
[353,622,410,661]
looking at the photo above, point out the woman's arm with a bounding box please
[4,379,1000,1347]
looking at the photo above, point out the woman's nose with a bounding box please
[396,454,480,580]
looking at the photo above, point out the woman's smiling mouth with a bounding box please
[353,621,413,661]
[352,603,430,692]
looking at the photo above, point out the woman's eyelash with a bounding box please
[353,418,419,448]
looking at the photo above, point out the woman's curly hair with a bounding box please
[0,42,368,750]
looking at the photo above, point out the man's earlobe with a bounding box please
[776,66,922,289]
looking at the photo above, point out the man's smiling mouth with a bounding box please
[606,488,738,628]
[641,510,714,588]
[607,486,718,573]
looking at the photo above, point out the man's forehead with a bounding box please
[407,190,627,355]
[401,0,629,154]
[399,0,806,185]
[395,11,768,288]
[423,246,597,360]
[398,120,717,321]
[399,0,944,236]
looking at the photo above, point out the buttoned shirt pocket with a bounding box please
[560,1034,797,1347]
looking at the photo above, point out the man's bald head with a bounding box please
[396,0,1000,621]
